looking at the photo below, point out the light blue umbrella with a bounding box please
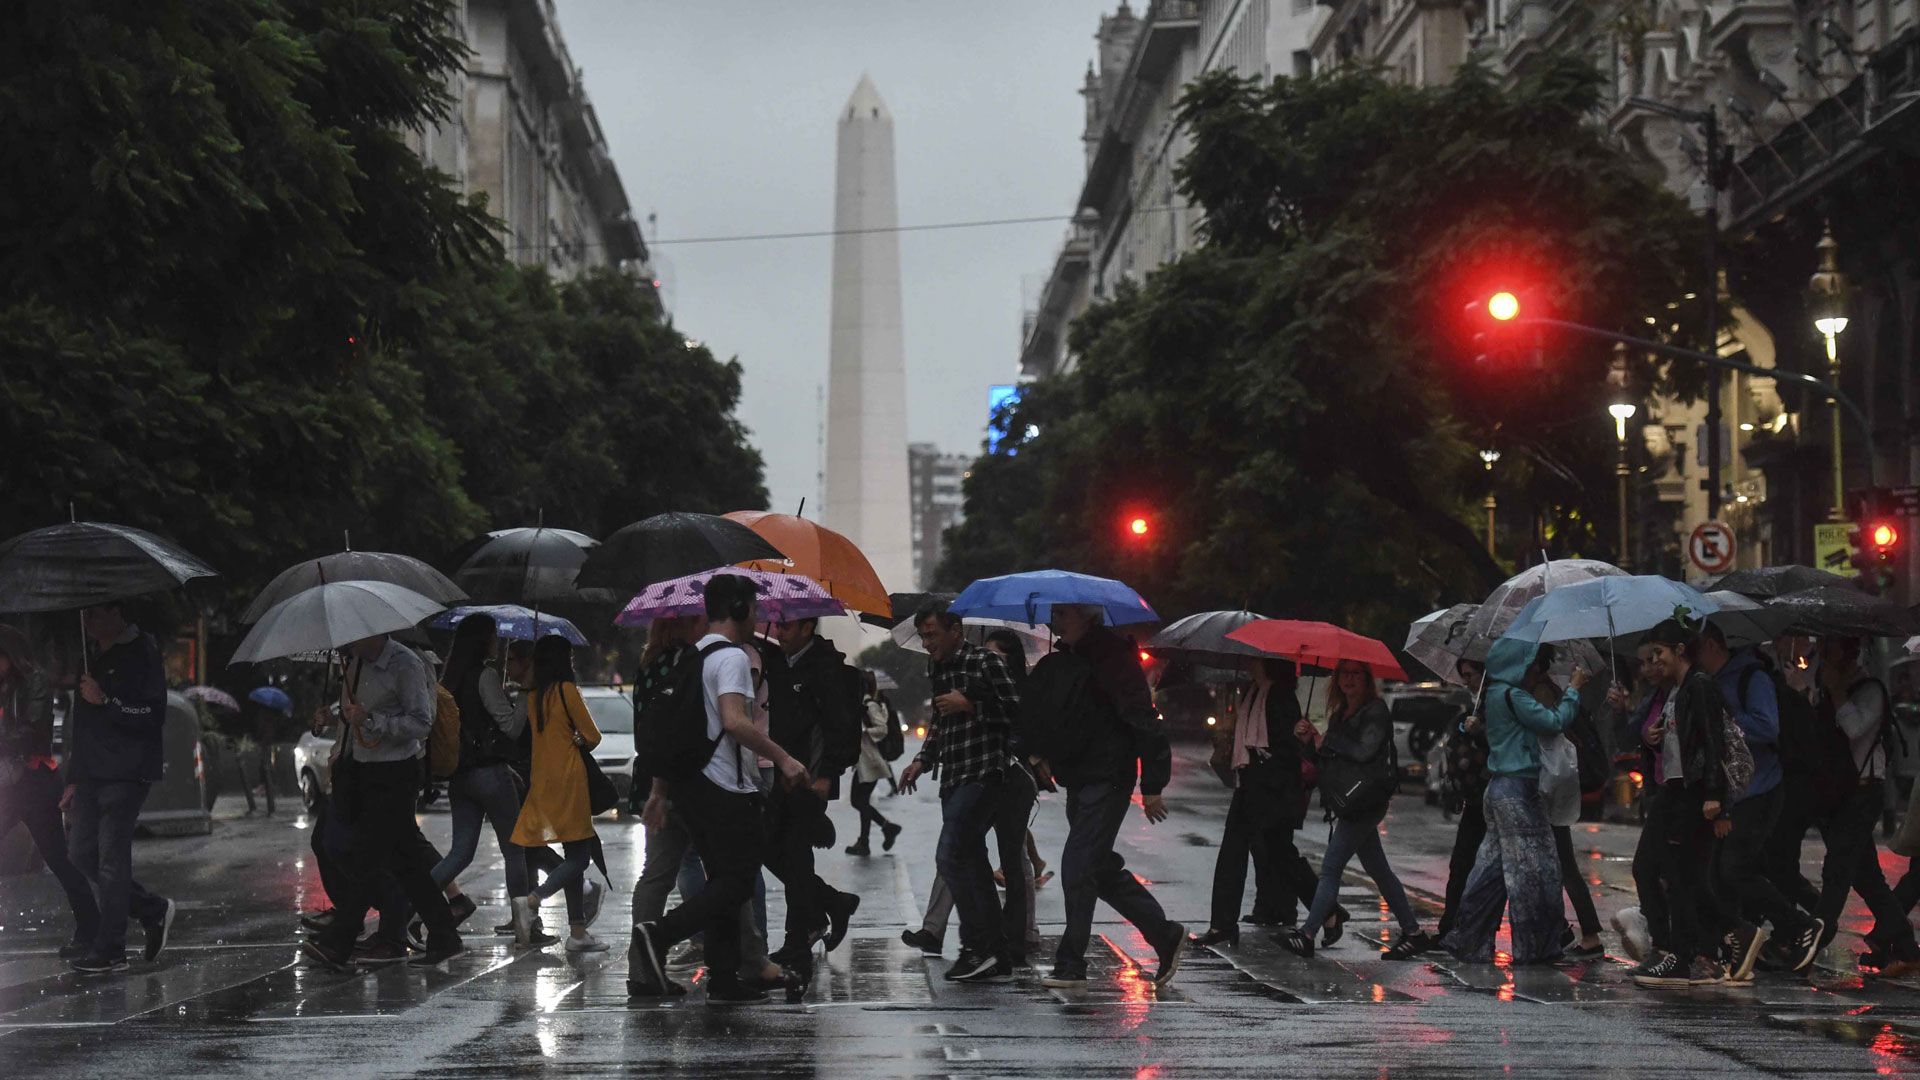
[1500,575,1720,646]
[430,603,588,645]
[950,569,1159,627]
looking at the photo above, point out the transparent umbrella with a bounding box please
[1461,558,1627,646]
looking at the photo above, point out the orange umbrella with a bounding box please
[723,511,892,617]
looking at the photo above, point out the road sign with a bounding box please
[1688,521,1737,575]
[1814,522,1856,573]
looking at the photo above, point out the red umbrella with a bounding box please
[1224,619,1408,680]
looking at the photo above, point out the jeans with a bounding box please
[923,766,1039,954]
[1817,780,1918,958]
[1553,825,1602,938]
[532,839,594,922]
[318,758,458,953]
[1055,779,1174,973]
[1,765,98,940]
[654,777,765,989]
[1708,785,1812,939]
[66,779,170,959]
[1443,776,1561,963]
[1437,800,1486,939]
[628,805,767,980]
[1302,810,1421,939]
[851,779,893,843]
[1633,783,1712,962]
[432,763,530,897]
[935,777,1006,956]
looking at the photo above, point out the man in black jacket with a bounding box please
[63,603,176,974]
[1039,604,1183,989]
[763,619,862,976]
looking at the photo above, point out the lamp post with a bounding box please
[1479,448,1502,556]
[1610,402,1638,568]
[1808,222,1848,518]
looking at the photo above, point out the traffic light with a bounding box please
[1123,513,1152,542]
[1848,487,1902,594]
[1464,289,1543,368]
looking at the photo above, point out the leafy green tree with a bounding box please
[940,59,1703,640]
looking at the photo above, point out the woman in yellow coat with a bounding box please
[509,635,605,952]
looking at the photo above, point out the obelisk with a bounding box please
[823,75,913,591]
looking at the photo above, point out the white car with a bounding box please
[293,729,338,810]
[578,685,636,812]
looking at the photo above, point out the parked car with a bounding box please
[1381,681,1470,784]
[578,684,636,813]
[293,728,337,811]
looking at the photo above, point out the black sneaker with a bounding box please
[411,936,465,966]
[1274,928,1315,959]
[627,922,680,997]
[1724,923,1769,982]
[882,823,901,851]
[956,954,1013,983]
[845,840,871,857]
[299,909,336,932]
[59,937,92,960]
[1152,921,1184,986]
[1632,950,1690,987]
[1384,931,1436,962]
[901,928,942,955]
[1191,926,1239,948]
[493,919,516,936]
[447,893,478,928]
[706,980,772,1006]
[301,938,355,973]
[1781,920,1823,973]
[142,898,176,963]
[1040,965,1088,988]
[945,950,999,981]
[1242,911,1284,927]
[1564,940,1606,962]
[353,938,411,965]
[1321,906,1351,948]
[71,953,129,976]
[824,891,860,952]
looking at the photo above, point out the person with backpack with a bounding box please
[1808,635,1920,976]
[1440,641,1586,965]
[1696,623,1823,976]
[630,574,813,1005]
[846,670,902,857]
[1435,658,1491,944]
[507,636,606,953]
[1628,620,1733,987]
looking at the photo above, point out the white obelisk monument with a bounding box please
[823,75,913,591]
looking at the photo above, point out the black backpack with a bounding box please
[1018,651,1105,765]
[638,640,743,782]
[1567,710,1610,794]
[877,698,905,761]
[1771,669,1859,818]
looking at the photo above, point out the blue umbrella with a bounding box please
[949,569,1158,627]
[1500,575,1720,646]
[430,603,589,645]
[247,686,293,716]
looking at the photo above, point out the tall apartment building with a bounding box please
[908,443,971,590]
[406,0,649,280]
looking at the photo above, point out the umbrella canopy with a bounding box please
[0,521,219,613]
[615,568,844,627]
[1769,586,1920,639]
[248,686,293,715]
[230,581,446,665]
[429,603,588,645]
[1145,610,1271,668]
[1700,591,1797,648]
[950,569,1158,627]
[1708,564,1853,600]
[1501,575,1718,645]
[862,591,957,628]
[725,511,892,617]
[577,512,786,594]
[183,685,240,712]
[1405,604,1479,681]
[1225,619,1408,680]
[448,526,611,606]
[1461,558,1627,647]
[242,550,466,623]
[890,615,1055,665]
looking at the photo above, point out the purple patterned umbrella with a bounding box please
[615,567,845,626]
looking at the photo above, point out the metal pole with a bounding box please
[1704,107,1722,521]
[1484,494,1497,556]
[1827,329,1846,518]
[1617,443,1631,569]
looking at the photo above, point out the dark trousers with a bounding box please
[1817,780,1917,958]
[760,785,836,951]
[1633,784,1712,962]
[851,779,893,842]
[531,839,593,922]
[1438,801,1487,940]
[66,779,169,959]
[318,759,456,953]
[1,765,99,940]
[1763,782,1822,912]
[1708,785,1812,939]
[1209,784,1309,932]
[1553,825,1602,938]
[311,791,411,941]
[936,776,1006,957]
[656,777,764,988]
[1056,779,1172,971]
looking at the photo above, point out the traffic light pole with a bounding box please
[1517,317,1876,486]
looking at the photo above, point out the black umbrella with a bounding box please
[448,526,611,606]
[242,549,467,623]
[1709,565,1853,599]
[575,512,785,595]
[861,591,957,628]
[0,521,218,613]
[1770,586,1920,639]
[1145,610,1270,668]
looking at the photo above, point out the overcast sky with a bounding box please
[559,0,1115,516]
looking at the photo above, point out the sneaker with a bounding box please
[1611,907,1652,964]
[1152,921,1184,986]
[59,937,92,960]
[823,890,860,952]
[353,938,411,965]
[142,899,176,963]
[71,953,130,976]
[300,938,355,973]
[580,878,604,929]
[1723,923,1770,982]
[955,953,1013,983]
[901,928,943,955]
[706,980,772,1006]
[565,932,608,953]
[1321,906,1351,948]
[1384,931,1436,962]
[299,909,337,932]
[493,919,516,936]
[882,822,901,851]
[1564,940,1606,962]
[1688,957,1727,985]
[447,893,477,928]
[1780,920,1823,973]
[1274,928,1315,959]
[1242,911,1284,927]
[1040,965,1088,989]
[627,921,680,997]
[944,950,999,981]
[1631,951,1690,987]
[1191,926,1239,948]
[669,942,705,969]
[844,840,871,857]
[411,937,465,967]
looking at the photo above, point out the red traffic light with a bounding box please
[1487,291,1521,321]
[1129,517,1149,537]
[1871,521,1899,552]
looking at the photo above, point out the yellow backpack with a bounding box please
[428,683,462,779]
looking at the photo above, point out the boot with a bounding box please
[511,897,556,949]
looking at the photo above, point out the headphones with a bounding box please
[709,575,754,623]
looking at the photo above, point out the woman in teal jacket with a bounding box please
[1441,638,1587,964]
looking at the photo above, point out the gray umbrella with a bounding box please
[229,581,446,665]
[1708,564,1853,599]
[241,550,467,623]
[1770,586,1920,639]
[1146,610,1270,668]
[0,521,218,613]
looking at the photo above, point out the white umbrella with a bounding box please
[229,581,446,665]
[889,615,1053,666]
[1461,558,1627,647]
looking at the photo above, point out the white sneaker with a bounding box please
[1611,906,1651,964]
[565,931,608,953]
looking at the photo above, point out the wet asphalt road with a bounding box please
[4,745,1920,1078]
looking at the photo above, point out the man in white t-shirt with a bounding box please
[630,574,809,1005]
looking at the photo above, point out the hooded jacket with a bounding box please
[1482,637,1580,779]
[1713,648,1780,801]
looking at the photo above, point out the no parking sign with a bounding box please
[1688,521,1736,576]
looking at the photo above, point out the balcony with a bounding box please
[1019,216,1100,378]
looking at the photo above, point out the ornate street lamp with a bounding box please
[1607,343,1637,568]
[1807,222,1848,517]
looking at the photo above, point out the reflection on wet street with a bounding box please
[5,743,1919,1077]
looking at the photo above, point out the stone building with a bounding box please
[909,443,971,590]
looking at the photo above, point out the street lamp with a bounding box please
[1479,447,1501,556]
[1807,222,1848,518]
[1610,401,1638,568]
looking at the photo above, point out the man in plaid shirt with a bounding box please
[900,604,1020,981]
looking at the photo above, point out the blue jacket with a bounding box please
[67,629,168,783]
[1714,648,1781,801]
[1483,637,1580,778]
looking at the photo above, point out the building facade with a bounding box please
[909,443,971,590]
[406,0,648,279]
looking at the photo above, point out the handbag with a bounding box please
[1537,731,1582,827]
[1318,710,1397,822]
[554,687,618,816]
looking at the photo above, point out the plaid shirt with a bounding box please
[917,640,1020,794]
